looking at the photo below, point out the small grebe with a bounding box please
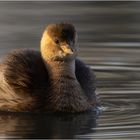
[0,23,99,112]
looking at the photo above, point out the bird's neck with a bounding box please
[44,60,76,80]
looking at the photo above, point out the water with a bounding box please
[0,1,140,139]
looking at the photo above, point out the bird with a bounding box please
[0,23,99,113]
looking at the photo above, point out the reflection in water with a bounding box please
[0,112,97,139]
[0,1,140,139]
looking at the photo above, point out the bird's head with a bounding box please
[41,23,78,62]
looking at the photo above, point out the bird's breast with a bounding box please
[44,61,91,112]
[46,74,91,112]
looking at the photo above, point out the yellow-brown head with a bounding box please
[41,23,77,62]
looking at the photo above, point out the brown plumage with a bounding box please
[0,23,99,113]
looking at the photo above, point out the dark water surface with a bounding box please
[0,1,140,139]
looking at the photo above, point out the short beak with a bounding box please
[60,44,73,55]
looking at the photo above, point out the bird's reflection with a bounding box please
[0,111,98,139]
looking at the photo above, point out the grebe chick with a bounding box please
[0,23,99,113]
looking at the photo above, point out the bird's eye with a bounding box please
[54,38,59,44]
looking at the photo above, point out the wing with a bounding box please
[75,59,100,106]
[0,49,50,112]
[2,49,49,95]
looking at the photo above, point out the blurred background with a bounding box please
[0,1,140,139]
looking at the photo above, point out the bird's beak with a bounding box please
[60,44,73,55]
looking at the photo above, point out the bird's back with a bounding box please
[2,49,49,93]
[0,49,49,112]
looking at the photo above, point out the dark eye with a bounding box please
[54,38,59,44]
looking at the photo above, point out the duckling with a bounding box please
[0,23,99,113]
